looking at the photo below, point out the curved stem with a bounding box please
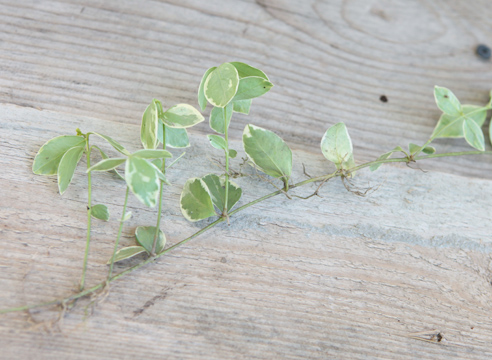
[2,149,491,315]
[223,108,230,216]
[79,138,93,291]
[107,187,130,280]
[152,125,166,255]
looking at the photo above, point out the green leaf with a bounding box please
[162,104,204,128]
[209,103,233,134]
[320,123,354,169]
[232,76,273,101]
[180,178,216,222]
[132,149,173,159]
[93,146,124,180]
[434,86,462,116]
[150,162,171,186]
[87,158,126,172]
[198,66,217,111]
[107,246,146,264]
[125,157,160,207]
[408,143,420,155]
[207,134,227,151]
[33,135,85,175]
[422,146,436,155]
[369,146,405,172]
[490,117,492,146]
[202,174,242,213]
[233,99,252,114]
[91,204,109,221]
[90,132,130,156]
[229,62,269,80]
[57,146,85,194]
[158,123,190,148]
[432,105,487,139]
[135,226,166,254]
[243,124,292,183]
[141,99,160,150]
[204,63,239,108]
[463,118,485,151]
[229,149,237,158]
[123,211,132,222]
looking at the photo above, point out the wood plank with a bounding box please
[0,0,491,179]
[1,104,491,359]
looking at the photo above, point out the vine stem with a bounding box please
[2,149,491,314]
[107,187,130,280]
[152,124,166,255]
[79,137,93,291]
[223,107,230,216]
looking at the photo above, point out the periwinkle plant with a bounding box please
[3,62,491,316]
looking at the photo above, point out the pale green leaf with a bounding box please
[162,104,204,128]
[434,86,462,116]
[198,66,217,111]
[91,204,109,221]
[233,99,252,114]
[107,246,146,264]
[463,118,485,151]
[432,105,487,139]
[90,132,130,156]
[93,145,124,180]
[33,135,85,175]
[204,63,239,108]
[125,157,160,207]
[180,178,216,222]
[157,122,190,148]
[132,149,173,159]
[202,174,242,213]
[320,123,354,169]
[408,143,420,155]
[243,124,292,183]
[123,211,132,222]
[207,134,227,151]
[422,146,436,155]
[149,162,171,185]
[229,149,237,158]
[370,146,405,172]
[57,146,85,194]
[229,62,269,80]
[135,226,166,254]
[232,76,273,101]
[209,103,233,134]
[141,99,160,149]
[87,158,126,172]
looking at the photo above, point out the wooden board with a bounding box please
[1,1,492,359]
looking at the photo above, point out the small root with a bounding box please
[406,161,428,173]
[341,176,381,197]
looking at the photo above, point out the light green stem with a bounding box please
[79,139,92,291]
[107,187,130,280]
[3,149,491,314]
[223,108,230,216]
[152,125,166,255]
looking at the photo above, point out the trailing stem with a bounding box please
[107,187,130,280]
[2,149,491,315]
[152,124,166,255]
[79,136,93,291]
[223,108,230,217]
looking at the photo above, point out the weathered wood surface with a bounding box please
[1,1,492,359]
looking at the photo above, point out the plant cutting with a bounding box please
[1,62,491,316]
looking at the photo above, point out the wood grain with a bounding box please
[1,1,492,359]
[1,104,492,359]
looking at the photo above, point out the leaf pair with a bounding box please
[141,99,204,150]
[320,123,356,174]
[109,226,166,263]
[32,135,86,195]
[432,86,487,151]
[180,174,242,221]
[198,62,273,111]
[88,149,172,207]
